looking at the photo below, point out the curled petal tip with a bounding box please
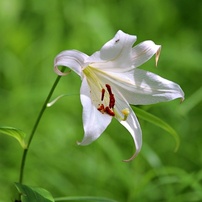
[54,66,71,76]
[76,141,81,145]
[155,46,161,67]
[180,97,185,104]
[77,140,87,146]
[122,151,139,162]
[76,139,90,146]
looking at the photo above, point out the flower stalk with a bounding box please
[18,66,66,185]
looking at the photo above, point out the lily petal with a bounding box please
[78,77,112,145]
[96,68,184,105]
[113,88,142,161]
[132,40,161,68]
[100,30,137,61]
[121,110,142,162]
[54,50,88,76]
[87,30,137,72]
[121,69,184,104]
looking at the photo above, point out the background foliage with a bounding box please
[0,0,202,201]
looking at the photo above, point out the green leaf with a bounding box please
[15,183,54,202]
[0,126,27,149]
[54,196,117,202]
[132,106,180,152]
[47,93,78,107]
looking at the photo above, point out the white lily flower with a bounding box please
[54,30,184,161]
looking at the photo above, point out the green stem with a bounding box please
[18,67,66,185]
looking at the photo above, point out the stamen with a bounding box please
[109,94,115,108]
[105,106,115,116]
[97,84,116,117]
[101,88,105,101]
[106,84,115,108]
[106,84,112,95]
[97,104,105,114]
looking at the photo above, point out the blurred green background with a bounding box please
[0,0,202,201]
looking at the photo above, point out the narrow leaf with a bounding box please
[47,93,78,107]
[178,86,202,115]
[0,126,27,149]
[54,196,117,202]
[132,106,180,152]
[15,183,54,202]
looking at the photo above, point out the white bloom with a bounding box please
[54,30,184,161]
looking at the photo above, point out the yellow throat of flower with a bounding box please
[83,66,130,121]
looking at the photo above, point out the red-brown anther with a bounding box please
[109,94,115,108]
[97,104,105,114]
[97,84,116,116]
[105,106,115,116]
[106,84,115,108]
[101,88,105,101]
[106,84,112,95]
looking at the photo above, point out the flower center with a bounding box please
[83,66,115,116]
[97,86,130,120]
[97,84,115,116]
[83,66,130,120]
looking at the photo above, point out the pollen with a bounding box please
[97,84,116,117]
[97,104,105,114]
[106,84,112,95]
[101,88,105,101]
[106,84,115,108]
[105,106,115,116]
[109,94,115,108]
